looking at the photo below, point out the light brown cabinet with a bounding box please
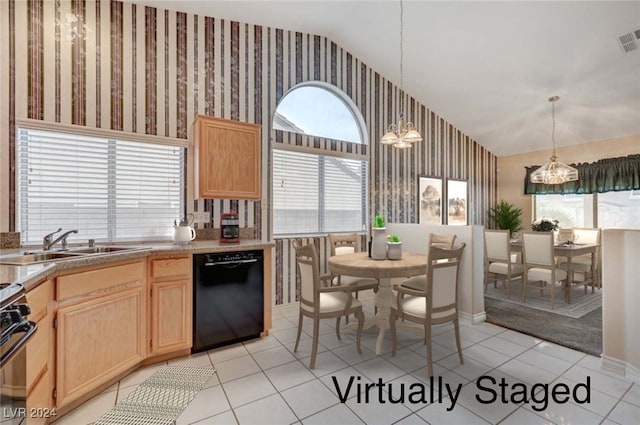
[25,279,54,424]
[148,256,192,355]
[194,115,261,199]
[54,260,146,408]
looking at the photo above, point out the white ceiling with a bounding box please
[131,0,640,157]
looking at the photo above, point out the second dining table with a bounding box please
[510,240,600,303]
[327,251,429,355]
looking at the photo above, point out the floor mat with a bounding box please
[95,365,216,425]
[484,280,601,318]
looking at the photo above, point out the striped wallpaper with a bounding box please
[2,0,497,305]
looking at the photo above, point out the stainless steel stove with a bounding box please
[1,282,37,423]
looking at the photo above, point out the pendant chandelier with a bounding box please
[380,0,422,149]
[530,96,578,184]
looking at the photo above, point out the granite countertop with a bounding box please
[0,239,274,291]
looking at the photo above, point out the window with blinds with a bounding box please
[273,149,367,235]
[17,127,185,245]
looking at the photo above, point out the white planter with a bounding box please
[386,242,402,260]
[371,227,387,260]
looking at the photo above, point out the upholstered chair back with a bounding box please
[427,244,466,318]
[573,228,600,245]
[484,229,510,262]
[328,233,359,256]
[293,241,320,309]
[522,232,554,267]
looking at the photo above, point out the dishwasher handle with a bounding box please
[204,258,259,267]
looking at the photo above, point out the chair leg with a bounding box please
[453,318,464,366]
[425,323,433,377]
[309,318,320,369]
[390,310,398,356]
[293,311,303,353]
[335,316,341,340]
[356,310,364,354]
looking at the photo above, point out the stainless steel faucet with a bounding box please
[42,228,78,251]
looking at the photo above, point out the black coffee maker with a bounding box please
[220,212,240,243]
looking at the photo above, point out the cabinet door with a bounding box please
[150,279,192,355]
[55,287,145,407]
[27,370,55,425]
[195,115,261,199]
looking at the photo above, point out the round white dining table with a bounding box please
[327,252,429,354]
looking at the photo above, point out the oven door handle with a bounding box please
[0,320,37,369]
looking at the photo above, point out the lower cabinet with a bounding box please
[54,261,146,408]
[26,369,54,425]
[148,255,192,355]
[20,253,197,420]
[25,279,54,424]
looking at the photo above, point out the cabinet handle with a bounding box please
[204,259,258,266]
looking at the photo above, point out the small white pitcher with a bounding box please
[173,226,196,244]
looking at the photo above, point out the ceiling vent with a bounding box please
[617,29,640,53]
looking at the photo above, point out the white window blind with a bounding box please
[17,127,185,245]
[273,149,367,235]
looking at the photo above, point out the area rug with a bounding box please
[484,280,601,319]
[95,365,216,425]
[485,297,602,356]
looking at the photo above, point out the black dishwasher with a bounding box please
[192,250,264,353]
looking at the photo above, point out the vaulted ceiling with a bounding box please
[131,1,640,157]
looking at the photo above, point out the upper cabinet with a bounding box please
[194,116,261,200]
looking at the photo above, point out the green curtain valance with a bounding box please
[524,154,640,195]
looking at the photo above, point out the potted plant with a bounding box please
[489,200,523,239]
[373,214,385,229]
[386,234,402,260]
[531,218,559,232]
[371,214,387,260]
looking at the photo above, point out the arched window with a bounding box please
[273,83,366,144]
[272,83,368,235]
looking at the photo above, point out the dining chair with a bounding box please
[327,233,379,296]
[558,227,601,292]
[292,240,364,369]
[390,243,466,377]
[399,233,457,291]
[483,229,524,297]
[521,231,567,308]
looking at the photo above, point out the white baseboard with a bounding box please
[602,355,640,385]
[460,310,486,325]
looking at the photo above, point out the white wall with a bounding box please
[386,223,486,323]
[601,229,640,383]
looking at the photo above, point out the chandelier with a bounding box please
[380,0,422,149]
[530,96,578,184]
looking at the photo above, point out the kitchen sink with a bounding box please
[0,246,149,265]
[0,252,85,265]
[67,246,146,254]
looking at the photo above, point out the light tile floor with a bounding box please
[54,293,639,425]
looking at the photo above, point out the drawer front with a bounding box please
[150,257,190,279]
[57,261,144,301]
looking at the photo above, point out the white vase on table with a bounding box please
[386,242,402,260]
[371,227,387,260]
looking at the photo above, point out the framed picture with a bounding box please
[446,179,468,225]
[418,176,443,224]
